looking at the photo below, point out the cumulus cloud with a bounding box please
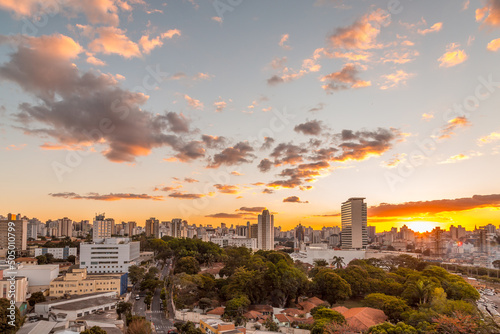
[283,196,309,203]
[214,98,227,112]
[294,120,324,136]
[184,177,199,183]
[438,43,468,68]
[478,131,500,145]
[476,0,500,26]
[279,33,291,50]
[214,184,240,194]
[258,158,273,172]
[380,70,414,90]
[260,137,275,150]
[237,207,266,213]
[487,38,500,51]
[49,192,163,201]
[438,116,471,139]
[321,64,371,93]
[328,9,390,50]
[381,153,407,168]
[438,153,471,164]
[0,33,205,163]
[184,94,204,110]
[417,22,443,35]
[369,194,500,217]
[270,143,308,166]
[207,142,256,168]
[202,135,227,149]
[0,0,139,26]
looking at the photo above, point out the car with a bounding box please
[135,295,140,300]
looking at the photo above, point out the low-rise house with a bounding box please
[332,307,388,332]
[200,319,245,334]
[243,310,263,321]
[273,313,293,327]
[207,306,225,317]
[15,257,38,265]
[249,305,273,316]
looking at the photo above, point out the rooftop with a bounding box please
[51,296,117,311]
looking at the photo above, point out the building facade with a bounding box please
[50,268,126,297]
[257,209,274,250]
[92,215,115,241]
[0,214,28,252]
[35,246,77,260]
[341,198,368,249]
[80,238,140,274]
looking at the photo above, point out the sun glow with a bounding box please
[406,221,439,233]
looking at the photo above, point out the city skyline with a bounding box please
[1,1,500,231]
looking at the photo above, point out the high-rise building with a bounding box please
[145,217,159,238]
[126,221,137,236]
[59,217,73,237]
[341,198,368,249]
[367,225,376,241]
[0,213,28,252]
[257,209,274,250]
[93,214,114,241]
[171,219,187,238]
[450,225,466,240]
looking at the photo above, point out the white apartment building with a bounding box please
[341,197,368,249]
[210,236,258,250]
[258,209,274,250]
[80,238,140,274]
[35,246,77,259]
[93,215,115,241]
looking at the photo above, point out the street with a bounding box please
[132,259,174,333]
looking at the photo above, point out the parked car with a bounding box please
[135,295,140,300]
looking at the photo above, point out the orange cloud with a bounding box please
[476,0,500,26]
[422,113,434,121]
[487,38,500,51]
[328,9,389,50]
[40,142,91,151]
[438,116,470,139]
[417,22,443,35]
[438,153,470,164]
[478,131,500,145]
[214,184,240,194]
[321,64,371,93]
[184,94,204,110]
[283,196,309,203]
[438,43,468,67]
[279,33,291,50]
[168,192,205,199]
[49,192,163,201]
[369,194,500,217]
[82,26,141,58]
[4,144,26,151]
[380,70,414,90]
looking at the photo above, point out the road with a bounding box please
[133,259,174,334]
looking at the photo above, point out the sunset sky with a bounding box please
[1,0,500,232]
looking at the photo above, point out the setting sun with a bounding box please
[406,221,439,233]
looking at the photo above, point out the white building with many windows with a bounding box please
[210,236,257,250]
[35,246,77,259]
[80,238,140,274]
[257,209,274,250]
[341,197,368,249]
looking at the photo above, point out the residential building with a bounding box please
[257,209,274,250]
[145,217,158,237]
[92,214,115,241]
[200,319,245,334]
[341,198,368,249]
[210,236,257,249]
[0,214,28,252]
[171,219,187,238]
[59,217,73,237]
[50,267,127,297]
[80,238,140,274]
[0,275,28,302]
[35,246,77,260]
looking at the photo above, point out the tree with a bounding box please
[127,317,152,334]
[129,265,146,285]
[367,322,418,334]
[36,255,47,264]
[67,255,76,264]
[174,321,203,334]
[264,317,279,332]
[81,326,107,334]
[0,298,23,334]
[144,293,153,310]
[401,278,438,306]
[331,256,345,269]
[28,291,46,307]
[312,308,345,324]
[45,253,55,263]
[198,297,213,311]
[224,296,250,320]
[116,301,132,320]
[362,293,410,322]
[493,260,500,269]
[311,269,351,305]
[314,259,329,267]
[174,256,200,275]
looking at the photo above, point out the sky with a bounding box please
[0,0,500,232]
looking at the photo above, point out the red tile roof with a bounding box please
[298,301,316,313]
[306,297,325,306]
[334,307,387,331]
[207,307,225,315]
[274,314,291,323]
[243,311,263,320]
[282,308,306,317]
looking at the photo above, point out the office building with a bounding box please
[80,238,140,274]
[341,198,368,249]
[145,217,158,237]
[171,219,187,238]
[0,213,28,252]
[16,264,60,293]
[257,209,274,250]
[59,217,73,237]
